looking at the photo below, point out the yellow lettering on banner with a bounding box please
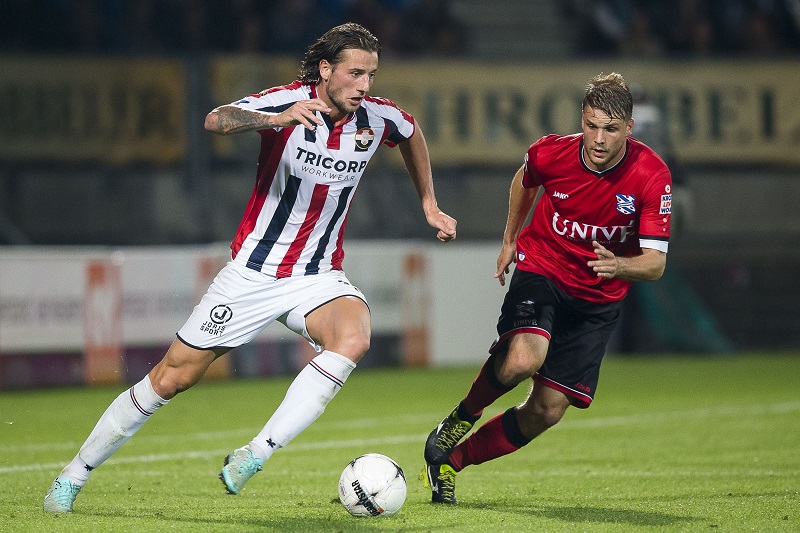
[84,260,123,385]
[401,253,430,367]
[0,57,185,164]
[365,59,800,166]
[3,57,798,166]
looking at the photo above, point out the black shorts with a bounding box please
[489,269,621,408]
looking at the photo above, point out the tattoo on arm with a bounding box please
[214,105,274,134]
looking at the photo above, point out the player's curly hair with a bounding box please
[297,23,382,84]
[583,72,633,121]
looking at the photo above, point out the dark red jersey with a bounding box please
[517,133,672,303]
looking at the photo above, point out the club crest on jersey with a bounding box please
[615,194,636,215]
[354,127,375,151]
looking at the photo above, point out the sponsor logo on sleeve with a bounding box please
[660,194,672,214]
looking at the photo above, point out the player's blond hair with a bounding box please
[583,72,633,121]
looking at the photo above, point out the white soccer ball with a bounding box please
[338,453,407,517]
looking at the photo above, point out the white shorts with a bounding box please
[177,261,368,351]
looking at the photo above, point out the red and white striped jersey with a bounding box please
[518,134,672,303]
[227,81,415,278]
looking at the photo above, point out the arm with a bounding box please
[588,242,666,281]
[494,165,540,286]
[204,99,332,135]
[398,124,457,242]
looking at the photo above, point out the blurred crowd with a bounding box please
[2,0,799,59]
[567,0,800,57]
[0,0,467,57]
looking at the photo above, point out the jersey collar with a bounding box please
[579,138,629,177]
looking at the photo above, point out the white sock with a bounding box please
[59,375,168,485]
[250,350,355,461]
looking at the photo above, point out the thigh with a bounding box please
[178,261,287,350]
[281,270,370,353]
[496,332,550,386]
[149,338,229,398]
[490,270,557,356]
[535,299,620,408]
[305,295,371,360]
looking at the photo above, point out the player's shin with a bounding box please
[58,374,169,484]
[448,408,531,471]
[250,350,355,461]
[461,353,514,418]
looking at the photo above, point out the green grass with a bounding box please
[2,353,799,532]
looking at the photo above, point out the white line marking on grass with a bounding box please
[0,412,445,456]
[0,433,428,474]
[494,467,800,479]
[3,401,799,476]
[555,400,800,430]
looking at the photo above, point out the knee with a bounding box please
[333,332,370,362]
[150,362,202,399]
[529,402,567,429]
[497,336,547,385]
[497,352,541,386]
[518,399,568,434]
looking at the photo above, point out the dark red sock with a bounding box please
[461,354,513,419]
[448,408,531,471]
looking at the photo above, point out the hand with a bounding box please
[428,210,457,242]
[274,99,331,130]
[587,240,619,279]
[493,242,516,286]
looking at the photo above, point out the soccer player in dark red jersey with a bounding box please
[422,72,671,504]
[43,23,456,514]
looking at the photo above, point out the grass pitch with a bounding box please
[1,353,799,532]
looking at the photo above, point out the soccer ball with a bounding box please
[338,453,407,517]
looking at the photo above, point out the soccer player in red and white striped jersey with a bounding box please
[422,72,671,505]
[44,23,456,513]
[225,80,419,277]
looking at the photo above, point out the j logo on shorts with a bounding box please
[210,305,233,324]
